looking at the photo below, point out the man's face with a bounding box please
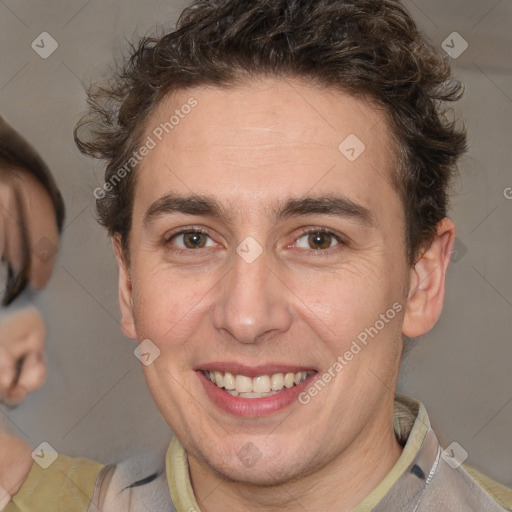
[120,78,411,484]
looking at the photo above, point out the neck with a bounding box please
[188,404,403,512]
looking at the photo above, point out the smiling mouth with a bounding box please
[201,370,316,398]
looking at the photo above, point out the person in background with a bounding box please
[0,116,65,406]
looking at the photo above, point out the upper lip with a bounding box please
[197,362,317,378]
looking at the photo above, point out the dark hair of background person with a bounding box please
[0,120,66,306]
[74,0,467,268]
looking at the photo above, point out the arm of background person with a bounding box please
[0,306,46,407]
[0,430,32,510]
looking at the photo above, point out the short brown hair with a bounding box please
[75,0,467,265]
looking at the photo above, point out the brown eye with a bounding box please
[168,230,214,249]
[307,232,333,250]
[183,232,207,248]
[294,229,343,251]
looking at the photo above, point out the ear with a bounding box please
[112,234,136,339]
[402,217,456,338]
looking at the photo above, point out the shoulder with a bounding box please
[462,464,512,511]
[5,454,103,512]
[420,456,512,511]
[88,445,176,512]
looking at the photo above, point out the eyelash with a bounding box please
[164,226,346,255]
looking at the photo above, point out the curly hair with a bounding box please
[74,0,467,266]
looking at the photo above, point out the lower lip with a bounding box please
[197,371,316,417]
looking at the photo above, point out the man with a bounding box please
[1,0,511,510]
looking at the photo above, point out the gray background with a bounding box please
[0,0,510,487]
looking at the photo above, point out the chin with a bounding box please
[216,459,304,487]
[197,441,312,487]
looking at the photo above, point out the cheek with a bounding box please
[288,256,406,360]
[291,259,388,322]
[130,263,214,347]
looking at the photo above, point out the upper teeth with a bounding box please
[204,370,311,394]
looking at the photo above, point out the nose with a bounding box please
[212,243,292,344]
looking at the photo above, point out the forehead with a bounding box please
[133,78,399,221]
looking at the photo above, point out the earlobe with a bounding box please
[112,235,136,339]
[402,218,456,338]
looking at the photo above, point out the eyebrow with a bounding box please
[143,193,375,228]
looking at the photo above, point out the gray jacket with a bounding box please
[88,425,509,512]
